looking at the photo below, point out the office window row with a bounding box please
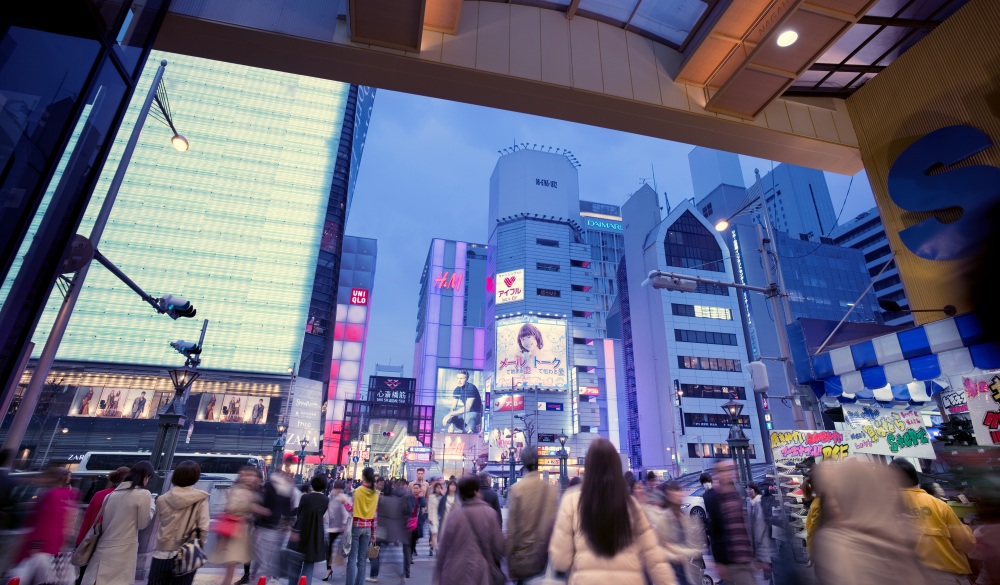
[679,383,746,400]
[688,442,757,459]
[672,303,732,320]
[684,412,751,429]
[677,356,741,371]
[675,329,737,346]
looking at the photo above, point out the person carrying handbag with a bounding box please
[147,461,210,585]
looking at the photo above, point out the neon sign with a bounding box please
[350,288,368,305]
[433,271,464,290]
[585,219,622,231]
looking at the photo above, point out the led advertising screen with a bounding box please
[496,316,568,390]
[435,368,484,434]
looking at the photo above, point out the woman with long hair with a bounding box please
[81,461,156,585]
[549,439,674,585]
[426,482,445,557]
[436,480,460,539]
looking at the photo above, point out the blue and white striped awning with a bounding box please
[808,313,1000,404]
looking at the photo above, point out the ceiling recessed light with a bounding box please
[776,30,798,47]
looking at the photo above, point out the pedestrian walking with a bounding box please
[253,456,295,584]
[432,475,505,585]
[288,475,330,585]
[210,466,264,585]
[436,480,460,539]
[81,461,155,585]
[704,459,755,585]
[368,479,413,582]
[644,481,704,585]
[407,482,426,561]
[891,458,976,585]
[147,460,211,585]
[72,466,128,585]
[8,467,78,585]
[345,467,379,585]
[479,472,502,528]
[746,482,776,581]
[426,482,444,557]
[549,438,674,585]
[323,480,351,581]
[505,450,558,585]
[812,459,929,585]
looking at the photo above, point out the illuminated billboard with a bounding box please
[496,316,568,390]
[195,393,271,424]
[495,269,524,305]
[435,368,485,434]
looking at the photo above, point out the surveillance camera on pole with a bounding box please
[158,294,197,319]
[170,339,202,367]
[641,270,698,292]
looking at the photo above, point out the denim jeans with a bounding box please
[345,526,371,585]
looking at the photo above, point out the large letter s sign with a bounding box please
[887,125,1000,261]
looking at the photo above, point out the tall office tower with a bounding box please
[412,238,489,475]
[688,147,745,202]
[758,163,838,240]
[579,201,625,336]
[618,184,764,475]
[830,207,913,327]
[697,162,880,431]
[323,236,378,464]
[484,147,618,484]
[1,50,374,467]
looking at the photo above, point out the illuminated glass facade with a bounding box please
[24,50,356,374]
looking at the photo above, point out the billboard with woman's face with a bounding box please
[495,316,568,390]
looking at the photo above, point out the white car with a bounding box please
[680,485,707,520]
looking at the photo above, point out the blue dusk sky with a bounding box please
[346,90,877,381]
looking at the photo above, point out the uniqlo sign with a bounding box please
[350,288,368,305]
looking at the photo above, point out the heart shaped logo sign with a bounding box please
[504,276,516,288]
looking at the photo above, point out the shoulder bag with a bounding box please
[173,499,208,575]
[71,494,111,567]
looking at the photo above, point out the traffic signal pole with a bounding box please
[2,62,169,454]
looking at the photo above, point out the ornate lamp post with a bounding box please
[296,437,309,482]
[722,398,752,488]
[271,423,287,473]
[558,429,569,490]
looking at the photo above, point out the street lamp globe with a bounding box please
[171,134,189,151]
[300,437,309,451]
[558,430,568,447]
[277,423,287,435]
[714,219,730,232]
[61,428,68,434]
[168,367,200,391]
[721,398,744,423]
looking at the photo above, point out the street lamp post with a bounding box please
[272,424,287,473]
[296,437,309,483]
[722,398,752,488]
[558,429,569,490]
[2,60,189,454]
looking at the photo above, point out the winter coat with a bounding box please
[154,485,210,553]
[14,486,78,562]
[427,491,441,535]
[437,493,460,536]
[209,483,259,564]
[505,471,558,580]
[258,473,294,529]
[480,483,503,528]
[433,498,505,585]
[645,505,704,585]
[327,492,351,533]
[81,482,154,585]
[748,495,776,563]
[549,489,675,585]
[292,492,329,563]
[77,487,113,545]
[376,489,412,543]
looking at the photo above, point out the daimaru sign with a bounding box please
[585,218,622,231]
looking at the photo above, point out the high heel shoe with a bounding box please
[323,570,333,581]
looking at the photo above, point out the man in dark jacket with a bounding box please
[478,472,502,528]
[704,460,756,585]
[505,451,557,584]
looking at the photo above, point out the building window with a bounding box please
[688,442,757,459]
[537,288,561,297]
[664,211,725,272]
[572,310,591,318]
[684,412,752,429]
[571,284,591,292]
[675,329,738,346]
[701,203,713,218]
[869,260,895,277]
[537,262,560,272]
[694,282,730,296]
[672,303,732,320]
[873,274,902,292]
[570,259,591,268]
[680,383,746,400]
[864,245,892,263]
[677,356,741,371]
[536,238,559,247]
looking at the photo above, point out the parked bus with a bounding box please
[77,451,267,480]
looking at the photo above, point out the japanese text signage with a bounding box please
[350,288,368,305]
[369,376,416,405]
[769,430,850,463]
[962,373,1000,446]
[495,269,524,305]
[842,405,934,458]
[496,316,568,390]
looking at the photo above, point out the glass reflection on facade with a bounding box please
[26,50,353,374]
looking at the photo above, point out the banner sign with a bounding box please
[962,373,1000,446]
[769,430,850,463]
[842,404,934,458]
[941,385,970,415]
[435,369,484,434]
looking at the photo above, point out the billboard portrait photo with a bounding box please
[496,316,568,390]
[435,368,484,434]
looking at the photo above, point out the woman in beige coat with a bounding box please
[549,439,675,585]
[82,461,156,585]
[209,466,264,585]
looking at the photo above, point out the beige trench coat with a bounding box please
[81,482,155,585]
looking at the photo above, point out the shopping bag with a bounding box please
[524,561,567,585]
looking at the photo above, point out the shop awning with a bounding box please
[807,314,1000,403]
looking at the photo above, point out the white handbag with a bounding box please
[524,561,567,585]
